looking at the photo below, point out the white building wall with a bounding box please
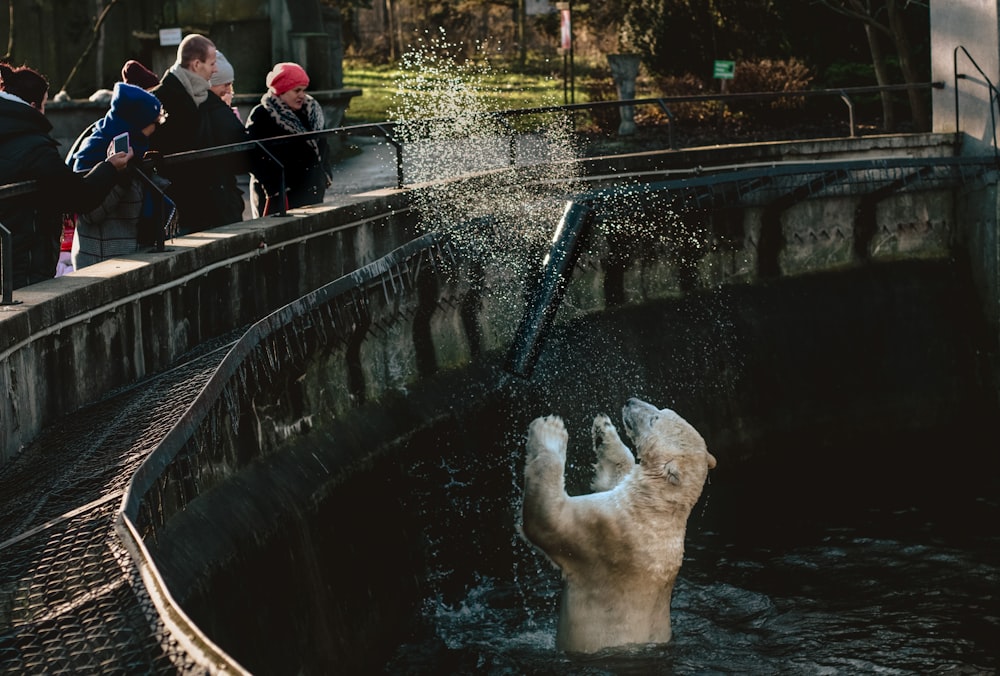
[931,0,1000,154]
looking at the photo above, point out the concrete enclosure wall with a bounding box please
[123,139,1000,672]
[1,133,996,473]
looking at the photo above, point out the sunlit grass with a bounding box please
[342,57,596,124]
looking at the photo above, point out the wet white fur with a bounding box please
[520,398,717,654]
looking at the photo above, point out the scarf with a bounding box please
[169,63,210,107]
[258,91,325,165]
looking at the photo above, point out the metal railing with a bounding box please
[953,45,1000,163]
[0,81,947,305]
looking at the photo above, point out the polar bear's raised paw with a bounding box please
[590,414,636,491]
[526,415,568,465]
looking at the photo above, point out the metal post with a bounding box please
[656,100,676,150]
[254,141,287,216]
[839,91,856,137]
[0,220,16,305]
[375,124,404,188]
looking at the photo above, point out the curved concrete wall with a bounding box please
[3,132,999,672]
[1,193,418,466]
[128,148,998,670]
[3,132,995,470]
[146,256,997,672]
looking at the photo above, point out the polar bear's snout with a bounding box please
[622,397,661,442]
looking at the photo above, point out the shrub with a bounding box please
[641,73,716,125]
[726,58,815,122]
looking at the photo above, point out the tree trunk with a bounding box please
[385,0,397,60]
[94,0,105,90]
[516,0,526,67]
[822,0,932,132]
[864,20,896,131]
[58,0,121,95]
[886,0,931,131]
[4,0,13,61]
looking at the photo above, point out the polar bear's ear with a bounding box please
[665,463,680,485]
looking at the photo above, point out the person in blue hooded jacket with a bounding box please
[70,82,171,269]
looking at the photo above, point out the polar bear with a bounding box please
[520,397,717,654]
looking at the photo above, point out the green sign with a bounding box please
[713,60,736,79]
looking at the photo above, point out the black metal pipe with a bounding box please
[506,199,594,378]
[133,166,169,251]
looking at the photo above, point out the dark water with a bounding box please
[379,414,999,676]
[188,261,997,674]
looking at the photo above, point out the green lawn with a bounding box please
[341,57,600,124]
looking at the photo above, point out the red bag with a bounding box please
[60,214,77,252]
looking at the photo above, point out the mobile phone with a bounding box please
[112,132,130,155]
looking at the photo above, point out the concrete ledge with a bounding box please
[1,191,417,465]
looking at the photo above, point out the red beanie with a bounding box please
[121,60,160,90]
[266,62,309,96]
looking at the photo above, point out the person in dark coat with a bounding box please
[149,33,234,234]
[245,62,331,217]
[200,50,249,226]
[70,82,171,269]
[0,62,132,289]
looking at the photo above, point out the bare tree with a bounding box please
[4,0,13,61]
[58,0,122,95]
[815,0,930,131]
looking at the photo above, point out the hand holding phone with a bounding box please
[109,132,130,157]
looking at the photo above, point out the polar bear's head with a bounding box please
[622,397,717,491]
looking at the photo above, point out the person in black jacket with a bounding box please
[0,62,132,289]
[150,33,246,234]
[201,50,249,226]
[245,62,331,217]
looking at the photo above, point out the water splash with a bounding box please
[390,29,582,292]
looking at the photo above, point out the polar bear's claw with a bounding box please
[590,413,635,492]
[591,414,617,446]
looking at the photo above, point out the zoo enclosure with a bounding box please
[1,128,998,672]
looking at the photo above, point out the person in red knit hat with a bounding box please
[244,62,331,216]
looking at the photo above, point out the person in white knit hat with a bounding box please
[209,50,237,110]
[193,47,250,227]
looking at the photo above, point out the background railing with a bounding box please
[953,44,1000,162]
[0,81,947,306]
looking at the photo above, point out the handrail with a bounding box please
[0,80,949,304]
[953,45,1000,164]
[131,164,171,252]
[0,221,15,306]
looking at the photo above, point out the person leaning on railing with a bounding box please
[245,62,331,217]
[0,62,132,290]
[69,82,174,270]
[149,33,220,235]
[201,50,251,227]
